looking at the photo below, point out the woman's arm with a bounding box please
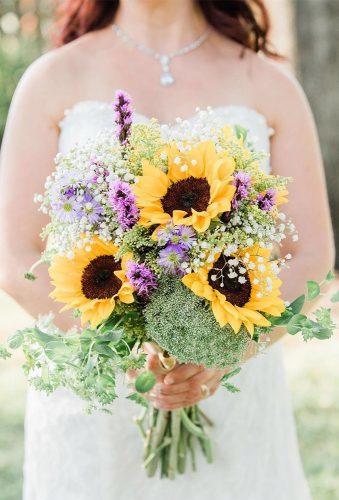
[0,55,76,331]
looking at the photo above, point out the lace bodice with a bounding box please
[24,99,311,500]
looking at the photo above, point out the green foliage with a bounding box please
[307,280,321,300]
[268,272,337,342]
[5,310,147,411]
[220,367,242,393]
[144,278,249,369]
[126,392,148,407]
[0,345,11,360]
[118,225,156,260]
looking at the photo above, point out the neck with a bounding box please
[115,0,208,52]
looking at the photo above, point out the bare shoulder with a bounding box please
[246,52,312,127]
[12,29,109,122]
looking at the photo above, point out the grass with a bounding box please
[0,289,338,499]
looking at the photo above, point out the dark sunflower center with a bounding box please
[161,177,210,216]
[81,255,122,300]
[207,255,251,307]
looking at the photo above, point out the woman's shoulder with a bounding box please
[12,29,109,121]
[244,51,312,128]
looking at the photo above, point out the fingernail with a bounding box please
[164,377,174,385]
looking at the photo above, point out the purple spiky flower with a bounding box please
[257,188,276,211]
[109,180,139,230]
[126,261,158,299]
[113,90,133,145]
[231,172,251,210]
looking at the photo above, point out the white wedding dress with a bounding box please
[23,101,311,500]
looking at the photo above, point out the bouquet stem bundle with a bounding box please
[136,405,213,479]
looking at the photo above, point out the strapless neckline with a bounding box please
[59,99,272,129]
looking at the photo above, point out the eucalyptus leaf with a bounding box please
[289,294,305,314]
[44,341,71,363]
[287,314,307,335]
[313,326,333,340]
[135,370,156,393]
[330,291,339,303]
[307,281,320,300]
[326,270,335,282]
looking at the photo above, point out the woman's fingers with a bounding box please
[163,363,204,385]
[149,373,223,410]
[160,368,224,395]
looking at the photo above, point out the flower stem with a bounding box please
[168,409,181,480]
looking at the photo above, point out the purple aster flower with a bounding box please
[126,261,158,299]
[74,192,103,224]
[157,225,196,250]
[231,172,251,210]
[109,180,139,230]
[257,188,276,211]
[158,244,189,276]
[113,90,133,145]
[51,192,78,223]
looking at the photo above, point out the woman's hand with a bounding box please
[142,343,226,411]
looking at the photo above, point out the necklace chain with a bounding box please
[112,24,210,87]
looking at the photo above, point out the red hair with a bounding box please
[54,0,276,56]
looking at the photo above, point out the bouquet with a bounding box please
[2,91,337,479]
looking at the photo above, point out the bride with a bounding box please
[0,0,334,499]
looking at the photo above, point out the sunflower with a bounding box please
[182,244,285,335]
[133,141,236,232]
[49,238,134,328]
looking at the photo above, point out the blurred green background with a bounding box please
[0,1,338,499]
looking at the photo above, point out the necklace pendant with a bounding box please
[160,71,175,87]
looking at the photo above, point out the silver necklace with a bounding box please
[112,24,210,87]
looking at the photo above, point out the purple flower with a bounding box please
[126,261,158,299]
[52,192,78,223]
[257,188,276,211]
[158,244,189,276]
[157,225,196,250]
[74,192,103,224]
[113,90,133,145]
[231,172,251,210]
[109,180,139,230]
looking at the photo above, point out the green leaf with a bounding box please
[222,382,241,393]
[44,341,71,363]
[99,328,124,344]
[289,294,305,314]
[307,281,320,300]
[330,291,339,303]
[313,325,333,340]
[268,310,293,326]
[221,367,241,382]
[93,342,115,357]
[126,392,148,408]
[135,370,156,393]
[0,345,11,359]
[326,270,335,282]
[7,330,24,349]
[287,314,307,335]
[34,328,58,346]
